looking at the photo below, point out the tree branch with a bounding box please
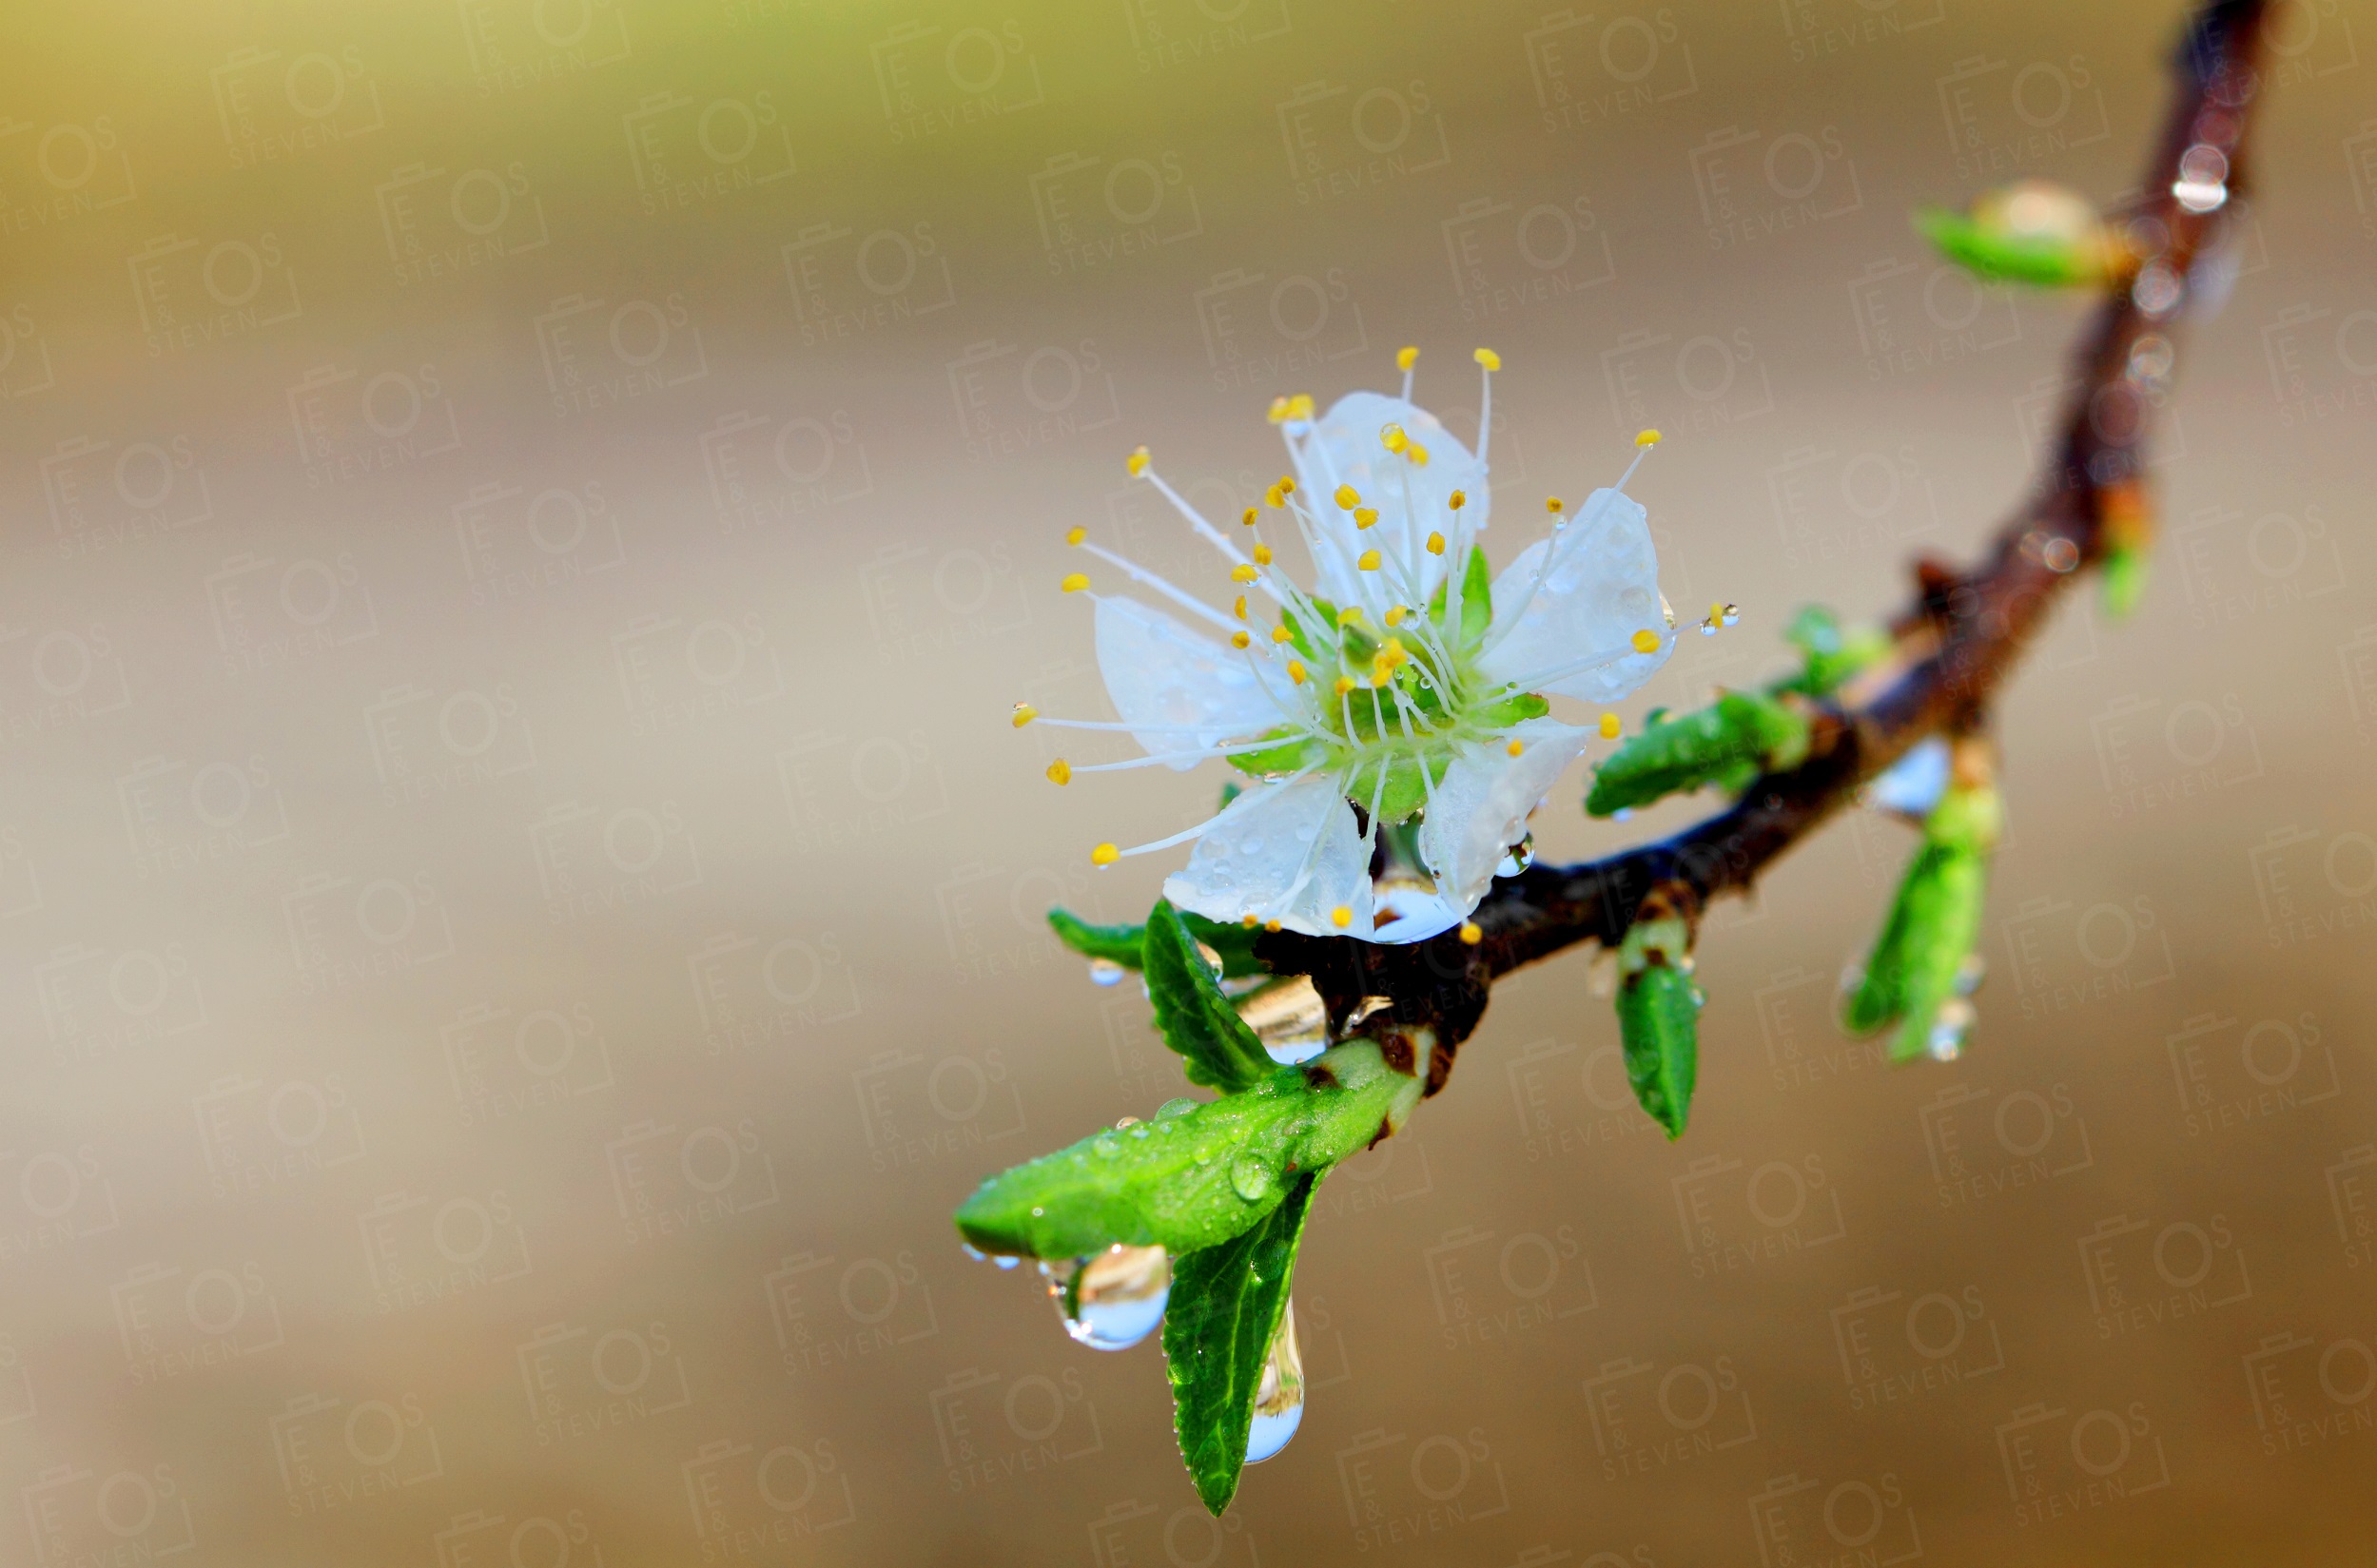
[1261,0,2273,1084]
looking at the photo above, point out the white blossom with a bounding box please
[1018,348,1691,944]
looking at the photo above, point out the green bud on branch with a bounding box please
[1587,690,1811,817]
[1845,762,2002,1062]
[1615,891,1702,1138]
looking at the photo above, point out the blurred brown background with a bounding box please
[1,0,2372,1562]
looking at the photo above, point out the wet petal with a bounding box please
[1290,391,1486,606]
[1096,595,1291,768]
[1473,488,1671,702]
[1164,775,1374,938]
[1418,719,1592,916]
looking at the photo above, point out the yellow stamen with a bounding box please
[1046,760,1071,785]
[1276,474,1296,495]
[1272,625,1293,644]
[1384,605,1406,627]
[1264,486,1284,509]
[1331,905,1354,929]
[1407,443,1428,465]
[1354,507,1379,530]
[1338,607,1364,626]
[1288,395,1314,421]
[1091,842,1120,866]
[1427,532,1446,555]
[1232,630,1251,649]
[1380,423,1408,453]
[1233,596,1248,620]
[1635,428,1661,447]
[1630,629,1661,654]
[1288,660,1308,684]
[1062,572,1090,593]
[1396,345,1419,371]
[1334,484,1360,511]
[1267,397,1291,424]
[1547,496,1564,514]
[1241,506,1259,527]
[1231,563,1259,583]
[1126,446,1150,476]
[1371,666,1392,688]
[1241,913,1260,928]
[1065,526,1085,546]
[1264,919,1282,932]
[1011,704,1038,727]
[1333,675,1354,697]
[1448,490,1467,511]
[1599,712,1622,739]
[1708,601,1725,625]
[1252,543,1274,565]
[1473,347,1501,371]
[1458,920,1483,945]
[1507,739,1525,757]
[1357,550,1382,571]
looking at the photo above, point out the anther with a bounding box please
[1232,630,1251,648]
[1234,596,1248,619]
[1253,543,1274,566]
[1396,346,1419,371]
[1354,508,1379,529]
[1065,526,1086,546]
[1267,397,1292,424]
[1331,905,1354,929]
[1384,606,1406,627]
[1046,760,1071,785]
[1380,423,1408,453]
[1272,625,1293,644]
[1333,676,1354,697]
[1507,739,1525,757]
[1091,842,1120,866]
[1635,428,1661,447]
[1547,496,1564,514]
[1241,507,1258,527]
[1334,484,1360,511]
[1599,713,1621,739]
[1357,550,1382,571]
[1473,348,1501,371]
[1011,704,1038,727]
[1408,443,1428,465]
[1630,629,1660,653]
[1264,919,1281,933]
[1231,563,1259,583]
[1127,446,1150,476]
[1458,920,1483,945]
[1288,660,1308,684]
[1427,532,1446,554]
[1448,490,1467,511]
[1062,572,1090,593]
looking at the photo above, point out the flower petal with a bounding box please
[1473,488,1671,702]
[1417,718,1592,916]
[1096,594,1291,768]
[1290,391,1487,608]
[1163,774,1374,938]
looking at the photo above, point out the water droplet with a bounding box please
[1927,998,1975,1062]
[1156,1097,1198,1120]
[1245,1303,1305,1463]
[1088,958,1126,988]
[1721,605,1742,628]
[1954,954,1987,997]
[1047,1244,1170,1351]
[1093,1133,1122,1158]
[993,1254,1023,1270]
[1236,975,1329,1065]
[1230,1156,1274,1202]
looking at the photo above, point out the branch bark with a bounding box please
[1260,0,2274,1084]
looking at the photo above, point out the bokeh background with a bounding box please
[2,0,2373,1561]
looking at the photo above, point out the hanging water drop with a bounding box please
[1927,997,1975,1061]
[1236,975,1329,1065]
[1953,954,1987,997]
[1087,958,1126,988]
[1244,1303,1305,1463]
[1046,1244,1171,1351]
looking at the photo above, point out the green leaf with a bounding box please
[1045,905,1263,978]
[1145,900,1276,1093]
[952,1041,1413,1260]
[1164,1171,1316,1515]
[1617,913,1699,1137]
[1472,691,1549,729]
[1773,606,1890,699]
[1586,690,1811,816]
[1227,729,1322,776]
[1915,205,2110,288]
[1844,781,2000,1060]
[2101,544,2148,621]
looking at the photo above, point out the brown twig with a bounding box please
[1261,0,2273,1084]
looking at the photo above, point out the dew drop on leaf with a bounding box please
[1088,958,1127,988]
[1230,1156,1273,1202]
[1245,1302,1306,1463]
[1046,1244,1171,1351]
